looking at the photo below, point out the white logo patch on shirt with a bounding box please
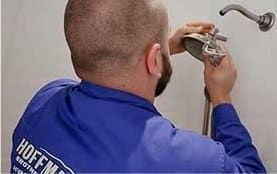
[12,138,75,174]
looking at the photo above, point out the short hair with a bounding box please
[64,0,167,74]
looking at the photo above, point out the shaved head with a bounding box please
[64,0,168,76]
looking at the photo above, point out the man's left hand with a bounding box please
[169,22,215,55]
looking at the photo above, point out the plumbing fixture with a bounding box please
[182,28,227,66]
[220,4,275,32]
[182,29,227,136]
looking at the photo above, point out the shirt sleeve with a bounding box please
[212,104,267,173]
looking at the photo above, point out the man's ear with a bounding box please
[145,43,162,78]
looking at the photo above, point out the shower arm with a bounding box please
[219,4,275,32]
[220,4,260,22]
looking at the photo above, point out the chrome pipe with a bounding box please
[219,4,275,32]
[202,98,211,136]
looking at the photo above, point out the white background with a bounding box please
[2,0,277,172]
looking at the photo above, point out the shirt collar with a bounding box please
[78,80,161,115]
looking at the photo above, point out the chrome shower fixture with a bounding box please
[220,4,275,32]
[182,28,227,66]
[182,28,228,136]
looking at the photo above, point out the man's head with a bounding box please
[64,0,172,101]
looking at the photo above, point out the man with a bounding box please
[11,0,266,173]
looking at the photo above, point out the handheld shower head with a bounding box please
[182,29,227,65]
[182,30,228,136]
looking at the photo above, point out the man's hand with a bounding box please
[169,22,215,55]
[204,45,238,108]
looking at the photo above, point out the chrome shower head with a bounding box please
[219,4,275,32]
[182,30,227,65]
[182,35,204,62]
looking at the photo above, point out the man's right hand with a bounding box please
[203,45,238,108]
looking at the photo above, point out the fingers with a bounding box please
[182,26,211,35]
[203,55,213,71]
[219,44,237,74]
[217,43,232,69]
[183,26,204,34]
[173,21,215,37]
[176,21,215,35]
[217,57,230,71]
[187,22,215,33]
[187,22,215,28]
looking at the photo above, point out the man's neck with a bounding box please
[80,73,155,103]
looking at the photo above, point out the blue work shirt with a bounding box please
[11,79,266,173]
